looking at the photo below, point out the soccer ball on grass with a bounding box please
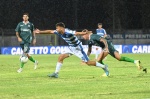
[19,56,28,63]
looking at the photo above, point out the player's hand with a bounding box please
[18,37,22,42]
[32,39,36,45]
[34,29,40,34]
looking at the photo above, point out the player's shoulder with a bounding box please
[28,22,34,25]
[101,28,106,30]
[91,34,101,38]
[65,28,75,34]
[65,28,73,32]
[91,34,99,37]
[17,22,23,25]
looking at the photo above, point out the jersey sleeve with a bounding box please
[54,30,59,35]
[31,23,34,32]
[65,29,76,34]
[96,29,98,34]
[15,23,20,32]
[88,40,94,48]
[103,29,107,34]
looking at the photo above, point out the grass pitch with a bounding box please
[0,54,150,99]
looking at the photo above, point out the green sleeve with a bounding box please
[15,23,20,32]
[31,23,34,32]
[88,40,93,48]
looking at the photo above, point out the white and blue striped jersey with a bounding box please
[96,28,106,37]
[54,28,81,47]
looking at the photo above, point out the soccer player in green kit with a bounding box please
[15,13,38,73]
[81,29,143,76]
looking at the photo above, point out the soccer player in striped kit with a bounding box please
[35,22,109,78]
[95,23,107,60]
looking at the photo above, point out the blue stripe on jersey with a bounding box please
[96,28,106,37]
[79,44,89,61]
[54,28,81,47]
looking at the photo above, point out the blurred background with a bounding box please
[0,0,150,47]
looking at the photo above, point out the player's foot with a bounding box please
[34,60,38,70]
[48,72,58,78]
[135,60,142,70]
[102,65,110,77]
[17,68,23,73]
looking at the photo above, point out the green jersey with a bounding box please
[88,34,118,57]
[15,21,34,43]
[88,34,105,48]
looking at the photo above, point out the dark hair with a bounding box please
[56,22,65,28]
[98,23,102,25]
[23,13,29,17]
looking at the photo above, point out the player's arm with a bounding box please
[87,41,93,56]
[100,38,109,52]
[15,23,22,42]
[32,24,36,45]
[16,32,22,42]
[103,29,107,38]
[35,29,55,34]
[75,31,92,36]
[87,46,92,56]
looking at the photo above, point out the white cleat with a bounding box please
[34,60,38,70]
[135,60,142,70]
[17,68,23,73]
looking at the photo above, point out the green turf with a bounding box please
[0,54,150,99]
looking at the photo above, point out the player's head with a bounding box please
[56,22,65,33]
[98,23,102,29]
[82,29,90,40]
[23,13,29,21]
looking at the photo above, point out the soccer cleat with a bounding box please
[135,60,142,70]
[48,72,59,78]
[34,60,38,70]
[17,68,23,73]
[143,68,147,73]
[102,65,110,77]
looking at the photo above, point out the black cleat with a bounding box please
[143,68,147,73]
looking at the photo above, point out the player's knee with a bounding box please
[58,55,64,61]
[58,54,67,61]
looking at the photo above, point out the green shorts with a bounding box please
[20,43,30,53]
[107,40,118,58]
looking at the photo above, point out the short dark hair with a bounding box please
[56,22,65,28]
[98,23,102,25]
[23,13,29,17]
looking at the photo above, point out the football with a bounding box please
[20,56,28,63]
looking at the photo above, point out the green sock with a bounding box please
[20,62,24,68]
[28,56,36,63]
[120,56,134,63]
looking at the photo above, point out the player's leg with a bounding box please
[76,44,109,76]
[113,51,142,70]
[97,51,109,64]
[96,51,109,76]
[95,47,99,60]
[24,43,38,70]
[55,54,70,73]
[48,47,72,78]
[17,44,25,73]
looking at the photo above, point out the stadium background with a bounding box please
[0,0,150,53]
